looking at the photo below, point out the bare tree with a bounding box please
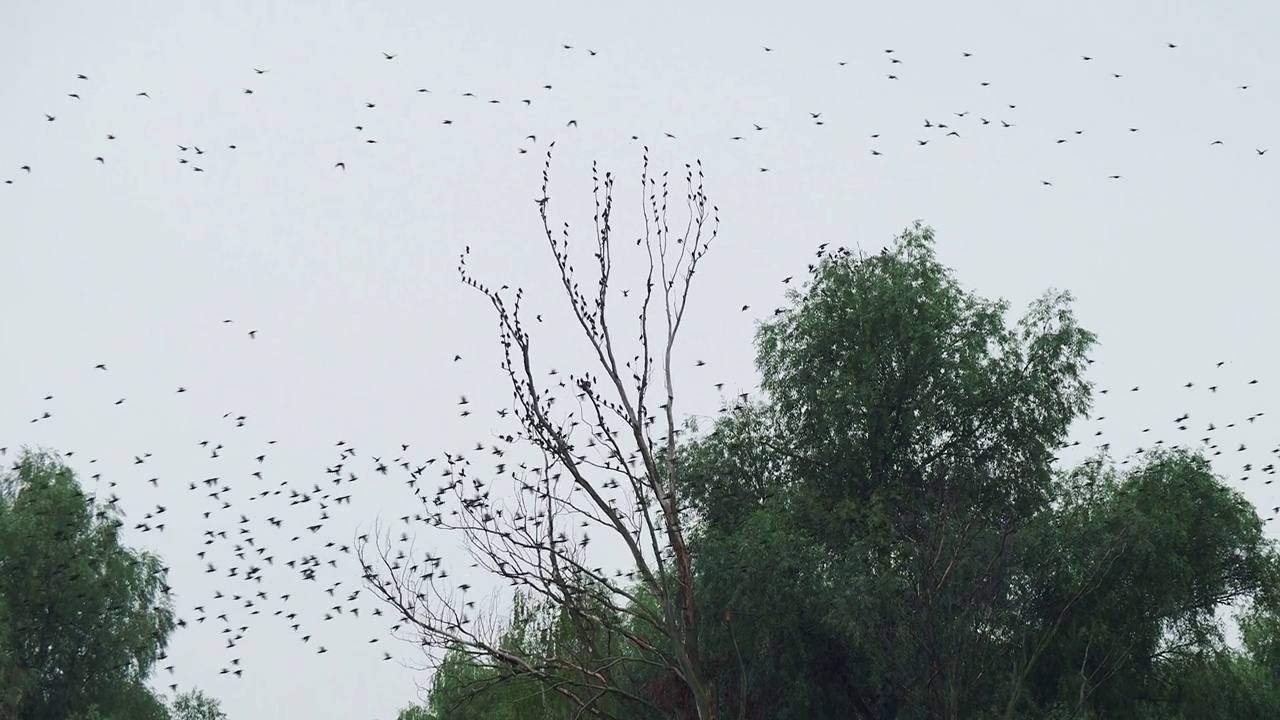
[359,144,722,720]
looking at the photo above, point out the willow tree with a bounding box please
[0,449,175,720]
[675,225,1105,719]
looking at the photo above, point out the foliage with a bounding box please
[1241,593,1280,680]
[395,703,436,720]
[678,223,1099,718]
[168,689,229,720]
[424,587,664,720]
[416,222,1280,720]
[1014,448,1277,717]
[0,448,176,720]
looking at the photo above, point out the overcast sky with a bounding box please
[3,1,1279,719]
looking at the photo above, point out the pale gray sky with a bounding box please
[3,1,1279,719]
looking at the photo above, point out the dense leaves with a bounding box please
[420,223,1280,719]
[0,449,177,720]
[684,224,1103,717]
[168,689,228,720]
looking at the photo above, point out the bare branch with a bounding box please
[362,148,722,720]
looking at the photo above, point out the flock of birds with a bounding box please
[5,343,1280,691]
[3,42,1271,187]
[3,35,1277,704]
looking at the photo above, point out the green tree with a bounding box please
[675,224,1278,719]
[168,689,228,720]
[0,448,175,720]
[0,596,31,719]
[395,703,435,720]
[413,221,1280,720]
[424,588,657,720]
[1014,449,1279,718]
[1241,591,1280,681]
[678,224,1099,718]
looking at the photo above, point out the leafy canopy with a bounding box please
[417,222,1280,719]
[0,448,176,720]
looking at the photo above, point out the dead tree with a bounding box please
[359,144,722,720]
